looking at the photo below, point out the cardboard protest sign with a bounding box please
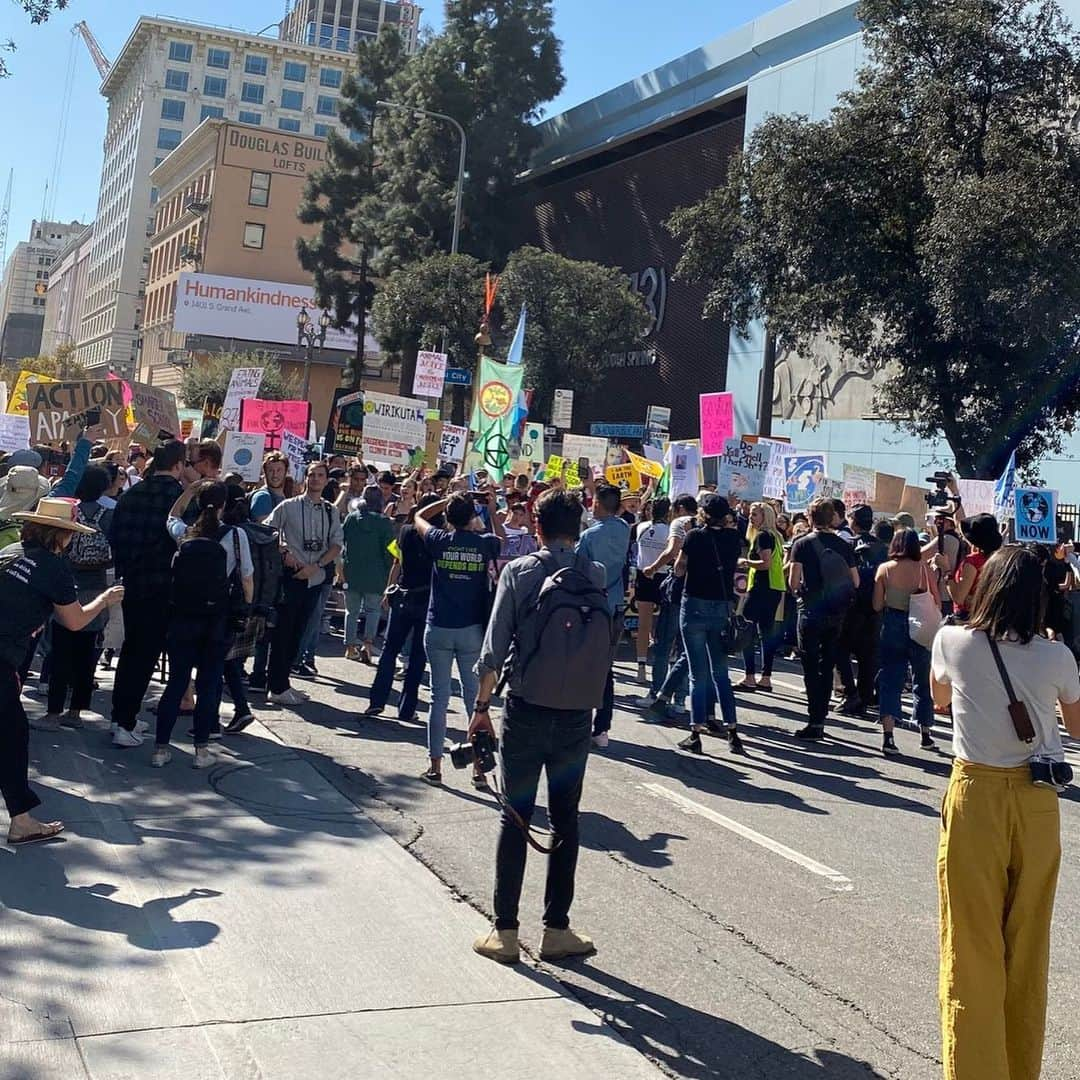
[27,380,129,445]
[841,465,876,511]
[361,391,427,468]
[715,439,769,502]
[424,418,443,468]
[239,398,312,452]
[0,414,30,452]
[562,433,608,470]
[221,367,264,432]
[324,389,364,456]
[781,453,827,512]
[223,431,266,482]
[898,484,930,521]
[413,351,448,399]
[7,370,55,415]
[280,429,308,482]
[438,422,468,464]
[1015,488,1057,543]
[130,383,181,440]
[699,393,734,456]
[515,422,545,473]
[873,472,906,515]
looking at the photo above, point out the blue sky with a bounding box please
[0,0,779,258]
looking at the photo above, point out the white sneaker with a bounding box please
[135,719,149,735]
[269,689,309,706]
[150,747,172,768]
[632,693,658,708]
[592,732,609,750]
[112,727,144,748]
[192,747,213,769]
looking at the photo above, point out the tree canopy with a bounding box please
[178,353,299,409]
[669,0,1080,478]
[1,1,68,78]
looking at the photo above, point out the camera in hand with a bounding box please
[925,471,956,510]
[1030,755,1073,792]
[450,730,498,773]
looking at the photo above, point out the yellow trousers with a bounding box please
[938,759,1061,1080]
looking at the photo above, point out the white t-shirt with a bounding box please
[931,626,1080,766]
[670,514,695,541]
[635,520,670,570]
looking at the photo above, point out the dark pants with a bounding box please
[47,624,97,715]
[223,656,251,721]
[268,577,321,695]
[494,697,592,931]
[592,670,615,736]
[369,599,427,719]
[154,616,228,748]
[797,611,843,729]
[837,606,880,705]
[112,590,170,732]
[0,662,39,817]
[742,589,782,678]
[250,639,269,686]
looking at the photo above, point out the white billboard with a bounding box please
[174,272,359,352]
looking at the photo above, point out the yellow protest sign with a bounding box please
[605,463,637,490]
[544,455,565,478]
[7,370,56,415]
[627,449,663,480]
[563,461,582,487]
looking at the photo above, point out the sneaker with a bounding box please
[60,712,84,730]
[727,730,747,754]
[472,927,520,965]
[192,747,214,769]
[112,727,144,748]
[636,661,648,685]
[395,660,408,679]
[134,718,150,735]
[363,704,384,718]
[632,693,658,709]
[838,697,866,717]
[644,699,670,724]
[539,927,596,961]
[794,725,826,741]
[345,645,361,661]
[920,729,938,751]
[150,747,172,768]
[29,714,62,732]
[293,662,317,679]
[678,732,703,754]
[883,735,901,756]
[269,689,309,706]
[225,713,255,735]
[591,732,609,750]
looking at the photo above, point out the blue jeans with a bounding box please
[650,599,681,696]
[369,599,428,720]
[154,615,227,748]
[878,607,932,729]
[679,596,737,730]
[297,581,332,665]
[344,587,383,646]
[423,623,483,760]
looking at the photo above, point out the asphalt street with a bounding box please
[250,639,1080,1080]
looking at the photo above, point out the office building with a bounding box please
[280,0,422,54]
[41,223,95,356]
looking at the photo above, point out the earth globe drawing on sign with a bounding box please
[260,409,286,438]
[234,448,253,467]
[1020,491,1050,524]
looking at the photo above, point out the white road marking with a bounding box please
[642,782,854,892]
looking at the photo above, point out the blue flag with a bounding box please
[506,303,526,367]
[993,451,1016,522]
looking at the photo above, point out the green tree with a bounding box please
[178,353,299,409]
[497,247,651,422]
[297,28,407,389]
[1,342,86,383]
[2,1,69,78]
[668,0,1080,478]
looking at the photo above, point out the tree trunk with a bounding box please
[398,340,420,397]
[345,245,370,391]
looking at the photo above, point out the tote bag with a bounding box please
[908,563,942,648]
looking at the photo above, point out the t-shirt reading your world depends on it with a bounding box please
[0,543,78,668]
[423,527,501,628]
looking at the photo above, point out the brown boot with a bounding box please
[472,927,520,964]
[539,927,596,961]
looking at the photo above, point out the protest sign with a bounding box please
[781,453,827,512]
[957,479,995,518]
[27,380,128,444]
[0,414,30,452]
[872,472,906,515]
[1015,488,1057,543]
[362,391,427,468]
[544,455,565,479]
[324,389,364,456]
[178,408,204,439]
[699,393,734,456]
[899,484,930,521]
[201,398,223,439]
[563,460,582,487]
[842,465,876,511]
[239,399,311,452]
[627,449,663,481]
[667,440,702,499]
[223,431,266,482]
[7,370,55,415]
[221,367,264,432]
[424,418,443,468]
[439,422,468,464]
[715,439,769,501]
[561,433,608,470]
[552,388,574,429]
[515,422,545,473]
[758,438,792,500]
[605,463,637,490]
[819,477,844,500]
[413,351,448,399]
[130,383,180,439]
[469,358,524,480]
[280,429,308,482]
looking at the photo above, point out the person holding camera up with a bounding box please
[932,545,1080,1079]
[470,489,609,965]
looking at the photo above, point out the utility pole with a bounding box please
[757,328,777,437]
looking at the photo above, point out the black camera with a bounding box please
[1031,756,1073,792]
[925,471,955,510]
[302,539,322,552]
[450,730,498,773]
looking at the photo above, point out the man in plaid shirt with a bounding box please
[108,440,185,747]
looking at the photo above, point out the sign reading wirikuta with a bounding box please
[362,391,427,468]
[28,380,128,444]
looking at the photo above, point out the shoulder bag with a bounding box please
[908,560,943,648]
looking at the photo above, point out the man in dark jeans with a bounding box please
[108,440,186,748]
[470,490,606,965]
[787,497,859,741]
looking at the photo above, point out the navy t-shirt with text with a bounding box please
[422,527,501,629]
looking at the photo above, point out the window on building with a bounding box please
[203,75,227,98]
[280,88,304,111]
[316,95,338,117]
[245,55,268,76]
[206,47,230,69]
[161,98,185,122]
[238,110,262,126]
[200,105,224,121]
[164,69,189,92]
[319,68,342,89]
[155,156,165,167]
[168,41,192,63]
[283,61,307,83]
[150,187,160,205]
[278,117,301,133]
[248,171,271,207]
[242,222,265,249]
[241,82,265,105]
[157,127,183,151]
[314,123,331,138]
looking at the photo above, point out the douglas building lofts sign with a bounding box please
[221,125,327,176]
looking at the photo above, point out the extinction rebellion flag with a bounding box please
[469,356,524,481]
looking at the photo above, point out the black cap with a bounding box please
[850,504,874,530]
[700,493,732,522]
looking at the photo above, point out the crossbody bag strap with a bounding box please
[984,631,1036,743]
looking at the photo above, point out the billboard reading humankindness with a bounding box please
[174,271,358,351]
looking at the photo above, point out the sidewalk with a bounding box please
[1,702,661,1080]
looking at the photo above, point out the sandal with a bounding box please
[420,768,443,785]
[472,773,491,791]
[757,682,774,693]
[8,821,65,846]
[733,681,758,691]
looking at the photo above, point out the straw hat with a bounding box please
[13,497,97,534]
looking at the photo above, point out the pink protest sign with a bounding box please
[699,392,734,456]
[239,399,312,452]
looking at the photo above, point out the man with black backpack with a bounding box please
[470,490,610,966]
[788,497,860,741]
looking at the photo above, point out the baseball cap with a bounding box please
[850,504,874,530]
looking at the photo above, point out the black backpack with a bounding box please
[170,526,230,618]
[852,534,888,610]
[510,552,615,711]
[239,520,284,618]
[805,534,856,619]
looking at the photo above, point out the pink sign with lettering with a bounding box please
[239,399,312,451]
[699,392,734,456]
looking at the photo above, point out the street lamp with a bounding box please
[297,306,331,400]
[376,100,467,256]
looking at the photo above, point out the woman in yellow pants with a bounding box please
[931,545,1080,1079]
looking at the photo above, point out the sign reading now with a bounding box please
[174,272,358,352]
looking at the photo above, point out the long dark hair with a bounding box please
[966,545,1047,644]
[189,482,228,539]
[889,528,922,561]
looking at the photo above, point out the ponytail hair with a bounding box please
[187,481,228,540]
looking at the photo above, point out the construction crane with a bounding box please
[74,20,110,79]
[0,170,11,282]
